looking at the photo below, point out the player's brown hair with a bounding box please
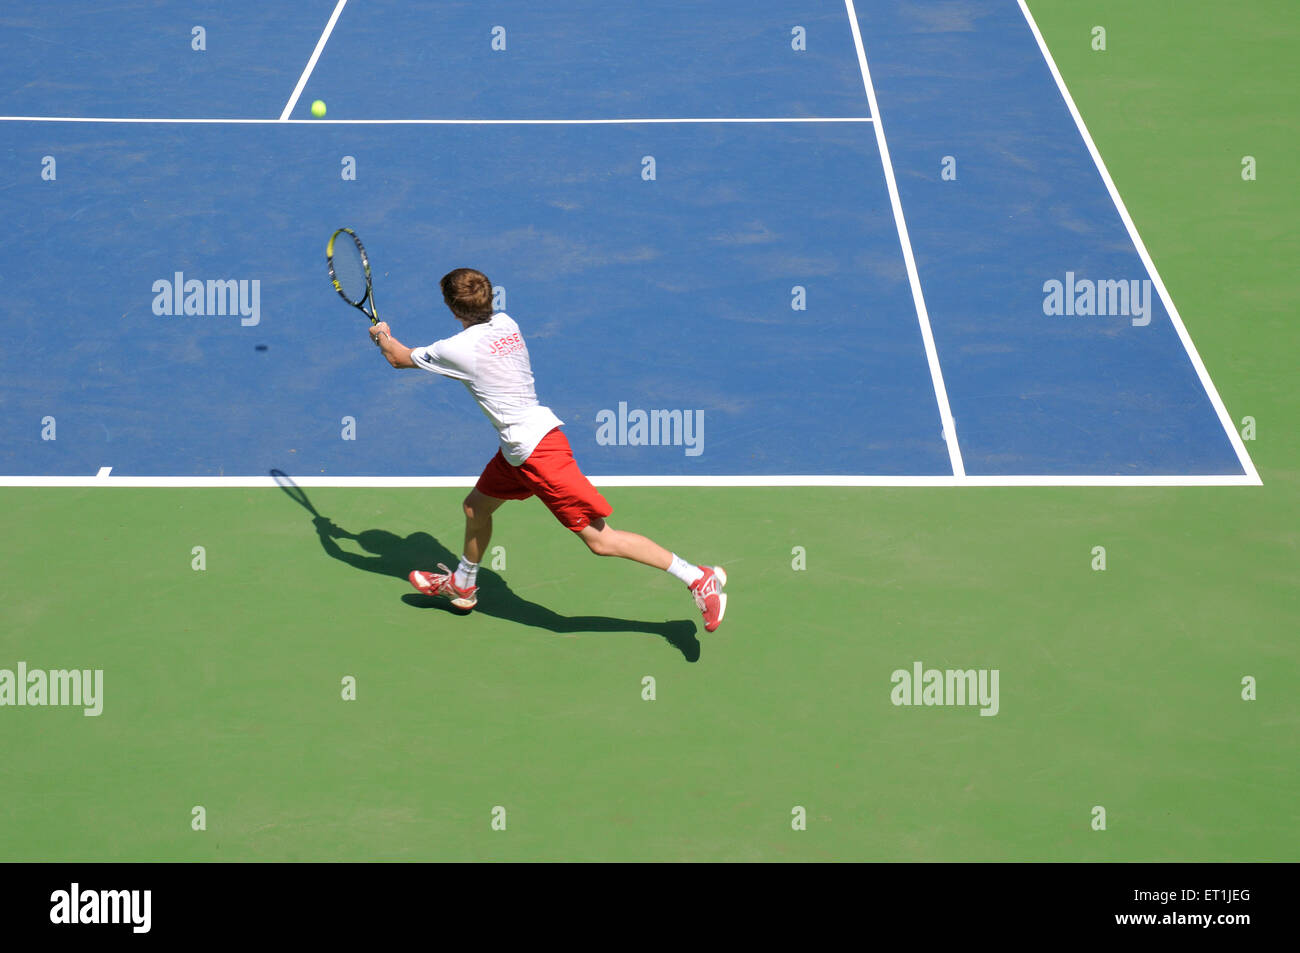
[440,268,494,324]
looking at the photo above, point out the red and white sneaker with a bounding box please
[689,566,728,632]
[409,564,477,610]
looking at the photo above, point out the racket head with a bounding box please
[270,468,319,517]
[326,227,373,313]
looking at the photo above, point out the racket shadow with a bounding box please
[270,471,701,662]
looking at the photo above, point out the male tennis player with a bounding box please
[368,268,727,632]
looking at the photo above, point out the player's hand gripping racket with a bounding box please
[326,227,378,325]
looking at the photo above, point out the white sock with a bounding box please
[454,556,479,590]
[666,554,704,587]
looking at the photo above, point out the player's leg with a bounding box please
[576,518,670,568]
[524,428,729,631]
[463,488,504,566]
[409,452,525,611]
[451,487,506,592]
[577,517,727,631]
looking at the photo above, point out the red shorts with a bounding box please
[475,428,612,532]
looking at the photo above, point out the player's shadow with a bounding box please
[270,471,700,661]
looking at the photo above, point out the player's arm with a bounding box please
[369,321,416,369]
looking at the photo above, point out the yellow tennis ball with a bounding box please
[310,99,327,118]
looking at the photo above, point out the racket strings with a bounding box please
[329,235,369,305]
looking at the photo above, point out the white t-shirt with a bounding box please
[410,313,562,466]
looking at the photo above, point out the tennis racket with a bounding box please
[326,227,378,325]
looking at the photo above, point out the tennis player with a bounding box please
[368,268,727,632]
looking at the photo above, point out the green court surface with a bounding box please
[2,1,1297,862]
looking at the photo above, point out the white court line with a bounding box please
[1017,0,1260,486]
[0,474,1259,488]
[279,0,350,121]
[844,0,965,479]
[0,116,873,125]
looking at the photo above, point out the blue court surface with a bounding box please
[0,1,1258,484]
